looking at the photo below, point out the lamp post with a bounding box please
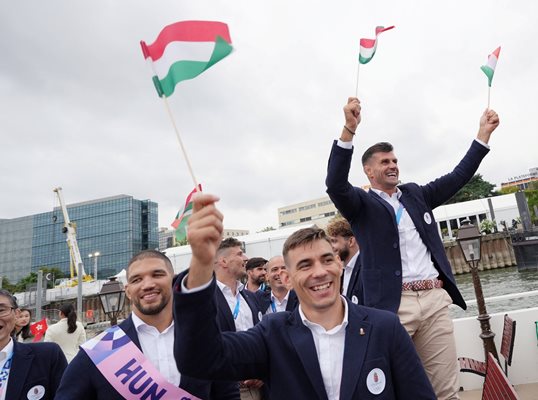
[98,277,125,326]
[456,219,499,362]
[88,252,100,280]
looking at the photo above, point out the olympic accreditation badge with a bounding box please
[366,368,386,395]
[423,212,432,224]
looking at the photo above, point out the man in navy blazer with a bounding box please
[255,256,299,315]
[326,218,362,304]
[325,97,500,399]
[0,289,67,400]
[173,193,435,399]
[56,250,238,400]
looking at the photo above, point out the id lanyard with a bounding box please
[0,352,14,397]
[395,203,405,225]
[270,299,277,313]
[232,293,241,320]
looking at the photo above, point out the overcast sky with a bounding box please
[1,1,536,233]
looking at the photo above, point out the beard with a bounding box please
[132,293,169,316]
[254,275,266,285]
[338,246,350,263]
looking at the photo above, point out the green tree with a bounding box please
[0,277,17,293]
[444,174,497,204]
[258,226,276,232]
[13,267,66,292]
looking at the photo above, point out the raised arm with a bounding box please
[340,97,361,142]
[476,108,499,144]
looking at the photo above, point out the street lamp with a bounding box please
[98,277,125,326]
[456,218,499,362]
[88,252,100,280]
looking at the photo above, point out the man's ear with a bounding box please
[363,164,371,178]
[280,270,293,290]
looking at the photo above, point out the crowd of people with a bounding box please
[2,97,499,399]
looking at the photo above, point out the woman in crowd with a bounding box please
[44,303,86,363]
[14,307,34,342]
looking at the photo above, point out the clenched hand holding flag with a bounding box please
[172,184,202,242]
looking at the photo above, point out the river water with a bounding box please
[449,266,538,319]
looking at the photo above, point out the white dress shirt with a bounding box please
[299,297,348,400]
[265,290,290,313]
[0,338,14,400]
[342,251,359,295]
[216,280,254,332]
[131,312,181,386]
[370,188,439,282]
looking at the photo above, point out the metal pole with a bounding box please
[77,262,83,322]
[487,197,497,233]
[469,255,499,361]
[36,270,43,321]
[94,256,98,280]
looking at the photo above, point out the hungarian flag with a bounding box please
[141,20,233,97]
[480,46,501,87]
[30,318,48,342]
[359,26,395,65]
[172,184,202,242]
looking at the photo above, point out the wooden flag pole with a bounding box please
[162,96,199,190]
[355,62,361,98]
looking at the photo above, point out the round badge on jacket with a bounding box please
[366,368,386,395]
[27,385,45,400]
[423,212,432,224]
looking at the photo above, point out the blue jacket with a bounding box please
[254,289,299,315]
[326,140,490,312]
[55,315,239,400]
[173,277,436,400]
[7,340,67,400]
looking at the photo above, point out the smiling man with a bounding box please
[0,289,66,399]
[325,97,500,399]
[255,255,298,315]
[173,193,435,399]
[56,250,239,400]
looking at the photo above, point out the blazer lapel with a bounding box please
[368,190,398,229]
[214,288,236,331]
[120,315,142,349]
[287,312,328,400]
[346,258,361,299]
[339,304,372,400]
[7,341,34,399]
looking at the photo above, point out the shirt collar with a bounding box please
[131,312,174,335]
[299,296,349,333]
[346,251,360,269]
[216,279,244,295]
[0,338,14,361]
[271,290,290,304]
[370,186,402,200]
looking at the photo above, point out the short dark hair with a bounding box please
[326,218,353,238]
[245,257,267,270]
[361,142,394,165]
[282,227,331,262]
[0,289,18,308]
[127,250,174,278]
[217,237,244,257]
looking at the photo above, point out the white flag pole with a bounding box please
[355,62,361,98]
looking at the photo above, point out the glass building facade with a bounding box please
[0,195,158,282]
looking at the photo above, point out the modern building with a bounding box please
[0,194,159,283]
[158,227,175,251]
[278,196,339,228]
[500,167,538,190]
[223,228,249,238]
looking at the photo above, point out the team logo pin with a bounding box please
[258,311,263,321]
[423,212,432,224]
[352,295,359,304]
[27,385,45,400]
[366,368,386,394]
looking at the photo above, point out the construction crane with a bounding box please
[53,187,93,285]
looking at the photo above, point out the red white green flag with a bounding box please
[359,26,395,65]
[172,184,202,242]
[480,46,501,87]
[141,21,233,97]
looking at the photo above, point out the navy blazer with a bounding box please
[326,140,490,312]
[215,282,261,332]
[254,289,299,314]
[7,340,67,400]
[55,315,239,400]
[173,278,436,400]
[344,256,363,304]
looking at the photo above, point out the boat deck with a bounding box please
[460,382,538,399]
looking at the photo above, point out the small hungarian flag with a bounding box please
[172,184,202,242]
[141,20,233,97]
[480,46,501,87]
[359,26,395,65]
[30,318,48,342]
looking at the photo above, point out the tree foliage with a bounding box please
[10,267,65,293]
[444,174,497,205]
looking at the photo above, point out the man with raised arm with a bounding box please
[173,193,436,400]
[325,97,499,399]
